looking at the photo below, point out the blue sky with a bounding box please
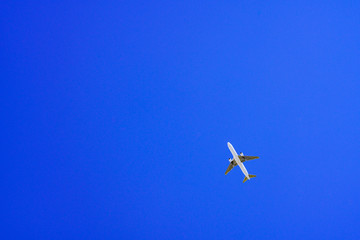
[1,1,360,239]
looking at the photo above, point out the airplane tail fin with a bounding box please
[243,174,256,183]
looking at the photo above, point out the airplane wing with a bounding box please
[225,160,237,175]
[239,156,259,161]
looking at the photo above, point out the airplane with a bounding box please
[225,142,259,183]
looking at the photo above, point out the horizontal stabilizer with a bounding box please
[243,174,256,183]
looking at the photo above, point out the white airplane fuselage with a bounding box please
[227,142,250,180]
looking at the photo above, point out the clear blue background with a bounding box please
[1,1,360,239]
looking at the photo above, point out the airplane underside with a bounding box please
[225,142,259,182]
